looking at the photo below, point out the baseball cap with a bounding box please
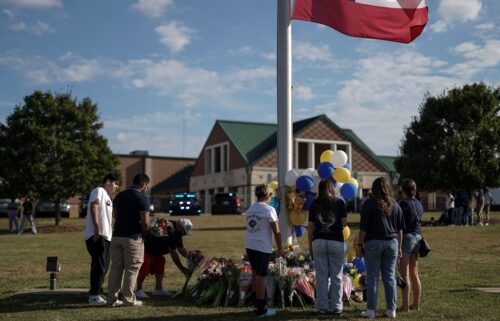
[178,219,193,236]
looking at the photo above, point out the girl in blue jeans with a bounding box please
[357,177,405,319]
[308,180,347,315]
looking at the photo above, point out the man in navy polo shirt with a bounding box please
[107,173,151,307]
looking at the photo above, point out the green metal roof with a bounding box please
[216,114,392,172]
[377,155,397,172]
[151,165,194,193]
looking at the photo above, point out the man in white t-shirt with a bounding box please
[245,184,282,317]
[84,173,119,305]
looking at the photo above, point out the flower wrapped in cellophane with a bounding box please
[222,258,241,307]
[149,215,171,237]
[182,250,205,294]
[238,263,252,307]
[296,274,315,301]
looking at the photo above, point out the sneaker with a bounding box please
[151,289,173,297]
[135,290,149,299]
[318,309,327,315]
[360,310,375,319]
[88,295,107,305]
[485,223,489,226]
[332,309,342,316]
[107,300,123,307]
[124,300,143,306]
[384,310,396,318]
[257,308,276,317]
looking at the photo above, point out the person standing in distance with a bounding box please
[107,173,151,307]
[84,173,120,305]
[245,184,282,317]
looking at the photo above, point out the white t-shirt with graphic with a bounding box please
[245,202,279,253]
[84,187,113,241]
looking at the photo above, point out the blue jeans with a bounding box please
[364,238,398,311]
[465,207,473,225]
[313,239,346,311]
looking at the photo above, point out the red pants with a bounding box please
[139,253,165,277]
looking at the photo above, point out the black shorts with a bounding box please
[246,248,271,277]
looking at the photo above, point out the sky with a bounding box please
[0,0,499,159]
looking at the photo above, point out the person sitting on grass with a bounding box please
[135,219,192,299]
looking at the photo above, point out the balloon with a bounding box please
[347,246,356,263]
[333,167,351,183]
[269,196,280,212]
[343,163,351,171]
[353,258,366,274]
[317,162,334,179]
[340,182,357,199]
[269,180,279,191]
[353,273,361,289]
[332,150,348,168]
[296,175,314,192]
[285,169,300,187]
[311,175,321,194]
[294,225,305,237]
[342,226,351,241]
[290,210,307,225]
[303,168,315,177]
[304,191,316,210]
[320,149,334,163]
[347,177,358,188]
[334,183,343,199]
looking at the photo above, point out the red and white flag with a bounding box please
[292,0,428,43]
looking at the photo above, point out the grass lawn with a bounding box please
[1,211,500,321]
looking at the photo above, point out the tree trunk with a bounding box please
[54,199,61,226]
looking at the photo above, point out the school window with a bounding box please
[295,139,351,169]
[204,142,229,174]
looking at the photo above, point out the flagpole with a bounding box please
[277,0,293,246]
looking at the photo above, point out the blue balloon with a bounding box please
[304,191,316,211]
[294,225,305,237]
[340,182,357,199]
[353,258,366,273]
[317,162,334,179]
[269,196,280,212]
[343,163,351,171]
[296,175,314,192]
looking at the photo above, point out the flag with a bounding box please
[292,0,428,43]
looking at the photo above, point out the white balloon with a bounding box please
[334,182,343,196]
[285,169,300,187]
[332,150,348,168]
[311,176,321,193]
[303,168,315,177]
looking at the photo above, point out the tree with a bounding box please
[395,83,500,192]
[0,90,119,225]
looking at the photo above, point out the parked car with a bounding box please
[168,193,202,215]
[35,199,71,217]
[211,192,242,214]
[0,198,11,217]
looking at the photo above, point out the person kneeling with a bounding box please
[135,218,192,298]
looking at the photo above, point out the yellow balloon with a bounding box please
[269,180,279,191]
[320,150,334,163]
[343,226,351,241]
[290,210,307,226]
[353,273,361,289]
[347,246,356,263]
[348,177,358,188]
[333,167,351,183]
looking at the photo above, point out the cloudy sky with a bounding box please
[0,0,499,158]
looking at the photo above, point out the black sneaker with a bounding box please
[332,309,342,316]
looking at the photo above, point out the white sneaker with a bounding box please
[384,310,396,318]
[88,295,107,305]
[107,299,123,307]
[125,300,143,306]
[360,309,375,319]
[151,289,173,297]
[135,290,149,299]
[485,223,489,226]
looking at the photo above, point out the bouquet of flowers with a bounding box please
[238,263,252,307]
[182,250,205,294]
[296,274,315,301]
[222,258,241,307]
[192,257,225,304]
[284,268,303,308]
[149,215,171,237]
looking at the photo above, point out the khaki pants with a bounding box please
[107,236,144,304]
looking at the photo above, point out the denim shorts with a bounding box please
[402,233,422,255]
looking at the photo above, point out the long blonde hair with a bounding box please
[371,177,393,216]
